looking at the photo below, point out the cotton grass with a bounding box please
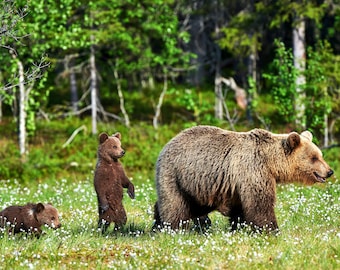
[0,177,339,269]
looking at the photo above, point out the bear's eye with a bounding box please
[311,156,318,162]
[113,146,117,149]
[51,217,55,220]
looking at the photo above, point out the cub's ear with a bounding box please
[301,130,313,142]
[99,133,109,144]
[35,203,45,213]
[284,132,301,154]
[112,132,121,140]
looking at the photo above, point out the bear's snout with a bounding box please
[327,169,334,178]
[121,150,125,156]
[52,223,61,229]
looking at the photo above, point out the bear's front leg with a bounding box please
[243,199,278,232]
[238,181,279,233]
[121,174,135,199]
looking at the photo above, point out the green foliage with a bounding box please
[304,41,334,133]
[248,77,272,129]
[263,0,327,29]
[263,40,298,125]
[0,117,180,183]
[169,87,214,123]
[263,39,339,137]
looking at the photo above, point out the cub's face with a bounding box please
[36,203,61,229]
[98,132,125,161]
[290,131,333,184]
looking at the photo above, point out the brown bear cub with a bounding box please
[154,126,333,233]
[0,203,61,235]
[94,132,135,232]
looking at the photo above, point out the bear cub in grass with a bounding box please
[0,203,61,235]
[153,125,333,232]
[94,132,135,232]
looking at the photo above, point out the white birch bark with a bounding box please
[113,68,130,128]
[153,74,168,129]
[90,42,97,135]
[293,16,306,129]
[18,58,26,157]
[214,77,223,119]
[214,27,223,120]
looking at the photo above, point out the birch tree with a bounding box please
[293,14,306,129]
[90,43,97,135]
[0,1,49,158]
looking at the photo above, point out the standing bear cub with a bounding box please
[0,203,61,235]
[94,132,135,232]
[154,125,333,232]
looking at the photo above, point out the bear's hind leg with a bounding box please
[158,193,191,230]
[152,201,162,231]
[111,202,128,230]
[229,204,245,231]
[193,215,212,232]
[98,218,110,233]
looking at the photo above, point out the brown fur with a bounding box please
[153,125,333,232]
[0,203,61,235]
[94,132,135,232]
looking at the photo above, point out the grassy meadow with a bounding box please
[0,118,339,269]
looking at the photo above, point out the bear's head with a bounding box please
[98,132,125,162]
[284,131,333,185]
[34,203,61,229]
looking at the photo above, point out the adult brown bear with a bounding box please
[153,126,333,232]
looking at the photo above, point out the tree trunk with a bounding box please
[113,67,130,128]
[70,63,78,112]
[153,74,168,129]
[90,42,97,135]
[214,77,223,120]
[324,113,328,147]
[0,99,2,122]
[293,15,306,129]
[17,58,27,158]
[247,45,257,123]
[214,22,223,120]
[64,55,78,112]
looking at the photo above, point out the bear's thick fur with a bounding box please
[154,125,333,232]
[94,132,135,232]
[0,203,61,235]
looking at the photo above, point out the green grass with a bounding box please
[0,176,339,269]
[0,118,339,269]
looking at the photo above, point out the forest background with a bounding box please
[0,1,339,269]
[0,0,339,182]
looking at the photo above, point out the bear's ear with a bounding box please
[99,133,109,144]
[285,132,301,153]
[301,130,313,142]
[112,132,121,140]
[35,203,45,213]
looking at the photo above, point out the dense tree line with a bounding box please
[0,0,339,156]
